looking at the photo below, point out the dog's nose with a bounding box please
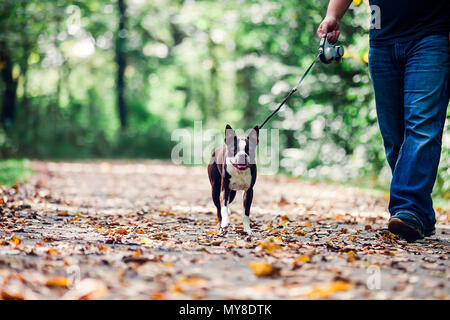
[237,154,248,164]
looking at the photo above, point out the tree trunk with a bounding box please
[116,0,127,129]
[0,46,17,128]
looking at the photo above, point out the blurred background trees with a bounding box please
[0,0,448,198]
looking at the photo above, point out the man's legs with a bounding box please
[369,34,449,240]
[389,34,449,238]
[368,44,405,171]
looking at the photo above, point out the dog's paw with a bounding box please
[220,206,230,229]
[243,215,252,236]
[220,218,230,229]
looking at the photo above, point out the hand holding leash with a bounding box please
[318,32,345,64]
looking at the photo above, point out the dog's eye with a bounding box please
[226,137,237,155]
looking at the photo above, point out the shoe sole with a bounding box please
[388,218,424,241]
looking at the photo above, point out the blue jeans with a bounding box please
[369,34,450,233]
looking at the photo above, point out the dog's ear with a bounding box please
[248,125,259,146]
[224,124,236,143]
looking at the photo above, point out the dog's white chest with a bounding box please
[227,166,252,191]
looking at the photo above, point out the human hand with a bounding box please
[317,15,340,43]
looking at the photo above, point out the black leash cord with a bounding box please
[259,54,319,130]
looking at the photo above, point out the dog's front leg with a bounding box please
[220,183,231,230]
[243,188,253,235]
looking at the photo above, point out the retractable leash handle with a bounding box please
[318,32,344,64]
[259,33,344,129]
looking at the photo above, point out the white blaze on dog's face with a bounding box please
[224,124,259,171]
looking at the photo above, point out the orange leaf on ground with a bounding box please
[293,255,310,265]
[115,228,128,235]
[151,292,166,300]
[9,234,21,246]
[303,281,354,298]
[47,249,60,255]
[46,277,69,287]
[1,290,24,300]
[206,230,218,237]
[248,262,280,277]
[259,236,282,254]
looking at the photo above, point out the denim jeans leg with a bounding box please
[389,35,450,232]
[368,45,405,171]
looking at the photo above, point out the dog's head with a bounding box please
[224,124,259,170]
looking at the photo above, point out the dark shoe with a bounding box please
[424,227,436,237]
[388,212,424,242]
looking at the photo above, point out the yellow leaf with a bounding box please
[9,234,21,246]
[293,255,310,265]
[47,249,60,255]
[138,238,149,244]
[304,281,354,298]
[57,211,69,216]
[46,277,68,287]
[151,292,166,300]
[259,236,282,254]
[248,262,280,277]
[206,230,218,237]
[176,276,206,286]
[132,250,142,257]
[362,50,369,64]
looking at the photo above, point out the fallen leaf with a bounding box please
[293,255,310,265]
[46,277,69,287]
[303,281,354,298]
[115,228,128,235]
[47,248,60,255]
[259,236,282,254]
[138,238,149,244]
[206,230,218,237]
[151,292,166,300]
[1,290,24,300]
[248,262,280,277]
[9,234,21,246]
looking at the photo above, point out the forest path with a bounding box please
[0,160,448,299]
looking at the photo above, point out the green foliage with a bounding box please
[0,0,448,197]
[0,159,33,186]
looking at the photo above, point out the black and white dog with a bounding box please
[208,124,259,235]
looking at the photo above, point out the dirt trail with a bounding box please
[0,161,448,299]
